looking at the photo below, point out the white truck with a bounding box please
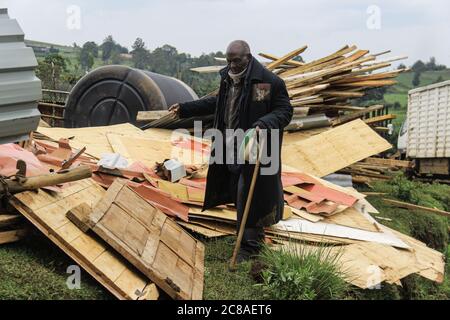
[398,80,450,175]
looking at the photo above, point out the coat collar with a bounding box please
[219,55,264,84]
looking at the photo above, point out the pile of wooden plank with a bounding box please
[261,45,407,115]
[339,157,413,184]
[2,122,437,292]
[266,168,444,289]
[188,45,405,132]
[0,212,28,246]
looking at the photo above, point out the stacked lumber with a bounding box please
[0,212,28,245]
[171,45,404,132]
[260,45,407,116]
[339,157,413,184]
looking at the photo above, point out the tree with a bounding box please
[79,41,98,71]
[116,44,129,54]
[412,60,426,73]
[426,57,437,71]
[131,38,150,69]
[80,49,94,71]
[36,53,68,89]
[132,37,146,51]
[110,51,123,64]
[397,63,406,70]
[101,35,115,61]
[82,41,99,58]
[412,72,421,87]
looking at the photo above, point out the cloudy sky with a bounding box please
[1,0,449,66]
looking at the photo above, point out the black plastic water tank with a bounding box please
[64,65,198,128]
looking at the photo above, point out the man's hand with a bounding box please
[168,103,181,117]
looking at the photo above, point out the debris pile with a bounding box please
[0,44,445,300]
[1,115,444,296]
[188,45,406,133]
[261,45,407,113]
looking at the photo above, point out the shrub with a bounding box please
[372,174,449,251]
[256,243,349,300]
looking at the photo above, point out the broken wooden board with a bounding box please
[386,226,445,284]
[266,229,359,245]
[323,206,379,232]
[188,206,237,222]
[282,119,392,177]
[186,219,235,235]
[137,110,170,122]
[81,180,204,300]
[282,127,330,145]
[10,179,159,300]
[177,221,230,238]
[0,227,29,245]
[272,217,409,248]
[274,230,445,289]
[158,180,189,202]
[107,133,209,167]
[0,214,23,228]
[382,198,450,218]
[289,206,324,222]
[36,123,146,159]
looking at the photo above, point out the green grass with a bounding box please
[256,243,349,300]
[0,232,112,300]
[203,237,264,300]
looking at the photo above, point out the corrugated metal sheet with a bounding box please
[407,80,450,158]
[0,8,41,144]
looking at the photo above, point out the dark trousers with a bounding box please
[229,166,264,256]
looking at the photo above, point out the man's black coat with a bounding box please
[179,56,293,227]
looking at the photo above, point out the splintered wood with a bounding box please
[188,44,406,130]
[273,225,445,289]
[262,45,407,113]
[10,179,159,300]
[282,119,392,177]
[70,180,205,300]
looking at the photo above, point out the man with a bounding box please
[169,40,292,262]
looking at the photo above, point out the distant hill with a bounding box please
[385,69,450,108]
[382,69,450,135]
[25,39,75,52]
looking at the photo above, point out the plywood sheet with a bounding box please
[37,123,145,159]
[10,178,158,300]
[324,206,379,232]
[107,133,208,167]
[87,180,204,300]
[282,119,392,177]
[177,221,230,238]
[188,206,237,222]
